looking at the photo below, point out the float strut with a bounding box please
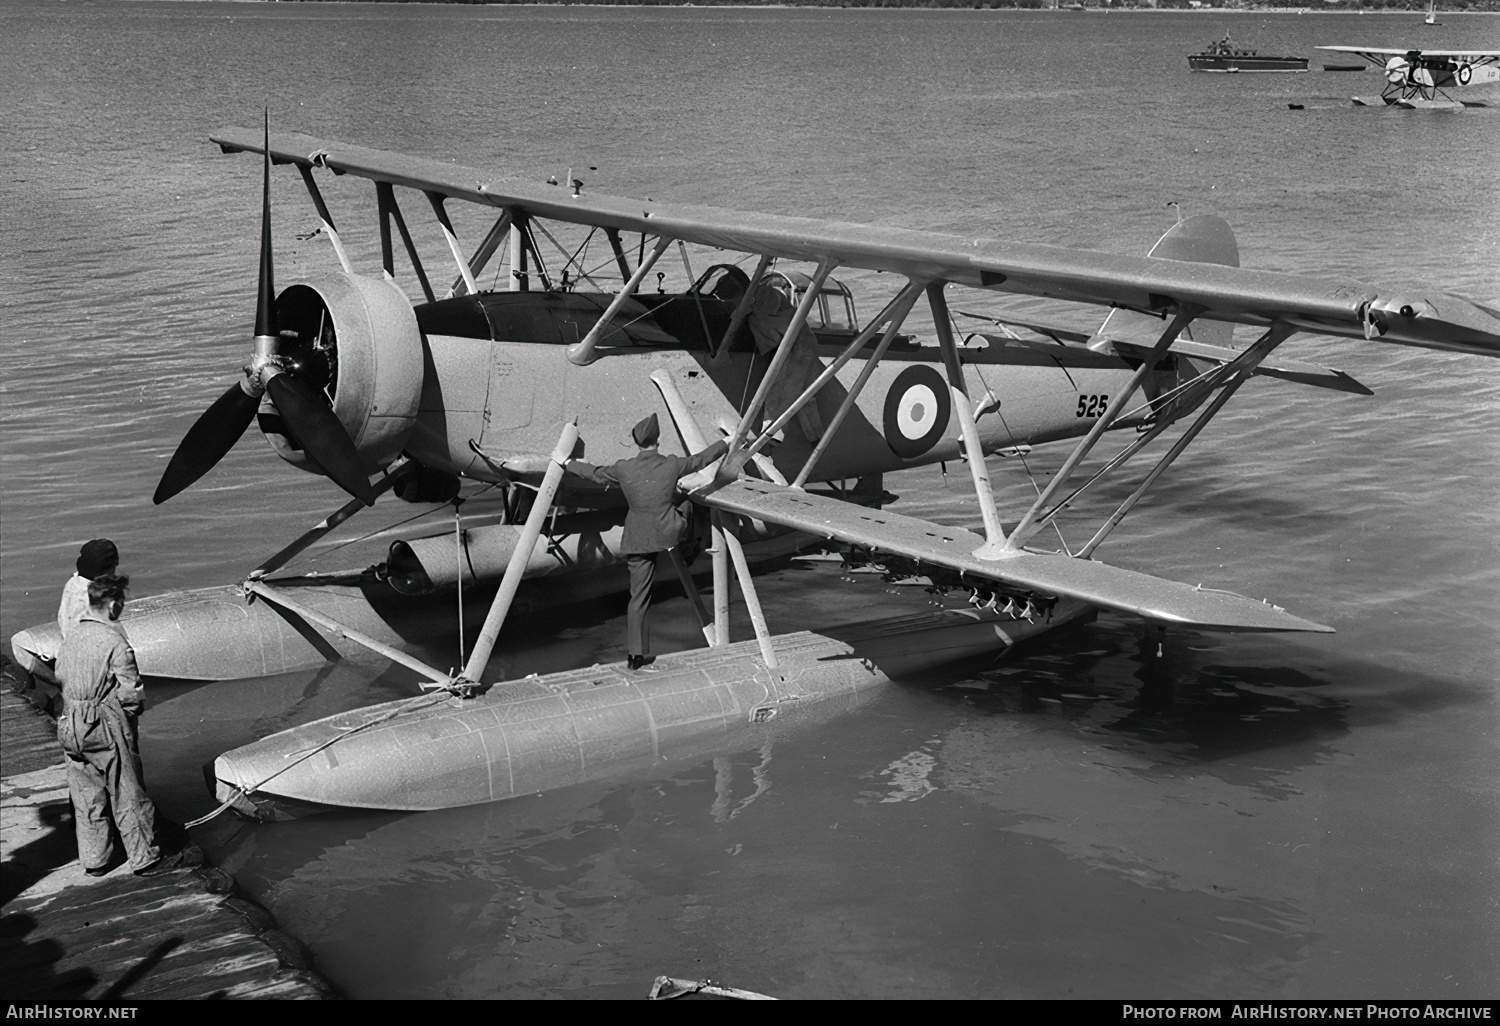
[666,548,715,645]
[711,513,730,646]
[459,420,579,682]
[249,462,415,580]
[245,580,450,687]
[723,522,782,688]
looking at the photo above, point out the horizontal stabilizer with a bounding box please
[698,479,1332,634]
[973,316,1370,395]
[1112,336,1373,395]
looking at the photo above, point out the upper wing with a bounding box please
[698,479,1330,633]
[1316,46,1500,58]
[213,127,1500,358]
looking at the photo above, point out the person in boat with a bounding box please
[58,538,119,639]
[566,414,728,671]
[747,284,826,444]
[55,574,180,878]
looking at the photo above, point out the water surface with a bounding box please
[2,1,1497,1000]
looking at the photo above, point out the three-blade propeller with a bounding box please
[153,114,375,507]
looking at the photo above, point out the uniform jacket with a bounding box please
[569,440,728,554]
[57,573,90,638]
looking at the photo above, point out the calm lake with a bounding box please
[2,0,1497,999]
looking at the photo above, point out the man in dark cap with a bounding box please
[56,574,178,877]
[567,414,728,670]
[59,539,119,639]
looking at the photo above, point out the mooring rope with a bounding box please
[184,690,455,829]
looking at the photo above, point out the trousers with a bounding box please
[626,553,657,657]
[60,700,159,872]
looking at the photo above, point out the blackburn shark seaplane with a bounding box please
[13,124,1500,820]
[1318,45,1500,108]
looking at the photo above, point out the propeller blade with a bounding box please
[264,374,375,506]
[255,109,277,341]
[152,382,261,505]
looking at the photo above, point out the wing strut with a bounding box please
[790,281,926,489]
[376,182,435,303]
[1079,322,1294,557]
[728,257,837,448]
[449,210,513,298]
[714,255,772,359]
[1004,303,1204,552]
[569,235,673,365]
[742,280,925,468]
[296,165,355,276]
[426,193,479,297]
[1029,324,1295,537]
[929,281,1008,557]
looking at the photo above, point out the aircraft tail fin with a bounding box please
[1093,214,1241,349]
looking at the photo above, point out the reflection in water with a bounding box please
[711,744,774,824]
[867,746,939,804]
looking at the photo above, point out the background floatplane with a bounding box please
[14,124,1500,821]
[1318,45,1500,108]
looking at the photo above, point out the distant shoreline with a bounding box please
[176,1,1500,13]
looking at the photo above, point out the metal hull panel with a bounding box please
[212,605,1080,817]
[214,629,887,815]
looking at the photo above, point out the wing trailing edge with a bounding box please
[698,479,1332,634]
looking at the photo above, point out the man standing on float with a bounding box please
[567,414,727,671]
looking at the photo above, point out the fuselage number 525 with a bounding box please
[1077,394,1109,418]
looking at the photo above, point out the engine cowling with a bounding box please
[258,273,423,478]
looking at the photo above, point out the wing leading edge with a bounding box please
[212,127,1500,359]
[1316,46,1500,59]
[698,479,1332,634]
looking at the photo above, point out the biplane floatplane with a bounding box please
[14,124,1500,820]
[1317,45,1500,108]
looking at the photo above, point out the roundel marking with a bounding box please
[883,364,951,459]
[1458,63,1472,86]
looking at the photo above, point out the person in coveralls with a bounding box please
[55,574,177,877]
[567,414,728,670]
[58,538,119,639]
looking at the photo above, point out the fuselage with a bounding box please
[400,289,1185,502]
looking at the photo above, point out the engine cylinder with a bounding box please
[259,273,423,476]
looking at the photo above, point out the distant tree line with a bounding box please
[322,0,1500,9]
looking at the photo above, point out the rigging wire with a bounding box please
[308,483,497,563]
[994,404,1073,557]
